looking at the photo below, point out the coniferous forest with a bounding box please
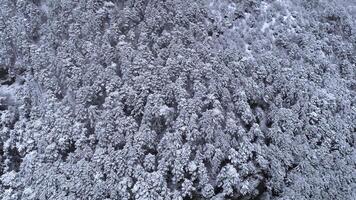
[0,0,355,199]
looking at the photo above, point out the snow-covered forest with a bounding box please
[0,0,355,199]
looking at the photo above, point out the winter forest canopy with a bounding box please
[0,0,355,199]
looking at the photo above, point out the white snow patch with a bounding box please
[159,105,173,116]
[208,0,237,24]
[227,3,236,12]
[261,2,271,12]
[0,82,19,106]
[283,9,296,22]
[40,3,49,14]
[104,1,115,7]
[97,8,105,14]
[0,171,16,185]
[245,12,251,20]
[23,187,36,199]
[0,84,17,96]
[212,108,222,116]
[261,17,276,32]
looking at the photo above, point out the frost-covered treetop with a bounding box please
[0,0,355,199]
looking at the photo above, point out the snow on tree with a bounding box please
[0,0,355,199]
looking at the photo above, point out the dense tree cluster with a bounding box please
[0,0,355,199]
